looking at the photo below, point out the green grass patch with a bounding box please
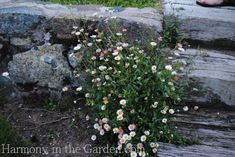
[0,115,29,157]
[42,0,162,8]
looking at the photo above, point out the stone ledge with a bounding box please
[164,0,235,50]
[178,48,235,107]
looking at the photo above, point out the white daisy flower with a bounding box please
[101,105,106,111]
[117,46,123,51]
[76,86,82,91]
[74,44,82,51]
[162,118,167,123]
[183,106,189,112]
[150,42,157,46]
[130,151,137,157]
[75,32,81,36]
[128,124,136,131]
[114,55,121,61]
[90,35,97,38]
[133,65,137,68]
[151,65,157,71]
[194,106,199,110]
[165,65,173,71]
[122,134,129,141]
[122,43,129,47]
[113,128,119,134]
[169,109,175,114]
[140,135,147,142]
[85,115,90,120]
[117,115,124,121]
[116,32,123,36]
[152,148,158,153]
[96,39,102,42]
[130,131,136,137]
[116,109,124,116]
[126,143,133,150]
[91,56,96,60]
[102,118,108,123]
[93,123,99,129]
[104,124,111,131]
[91,135,97,141]
[112,50,119,56]
[99,65,107,71]
[152,102,158,108]
[144,130,150,136]
[87,43,93,47]
[85,93,90,98]
[2,72,9,77]
[100,129,105,135]
[139,151,146,157]
[62,87,68,92]
[120,99,127,106]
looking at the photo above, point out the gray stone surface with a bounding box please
[0,1,163,76]
[177,48,235,107]
[158,109,235,157]
[164,0,235,50]
[8,44,72,88]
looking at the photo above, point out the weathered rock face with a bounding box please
[0,1,163,85]
[8,44,72,88]
[177,49,235,107]
[164,0,235,50]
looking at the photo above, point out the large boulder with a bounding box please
[8,44,72,89]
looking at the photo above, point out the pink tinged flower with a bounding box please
[113,128,119,134]
[120,138,125,144]
[102,118,108,123]
[128,124,136,131]
[112,50,119,56]
[137,143,144,149]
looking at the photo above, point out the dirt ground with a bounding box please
[0,96,96,157]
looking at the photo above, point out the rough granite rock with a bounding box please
[8,44,72,88]
[177,48,235,107]
[0,1,163,73]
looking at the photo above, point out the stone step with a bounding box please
[158,108,235,157]
[176,48,235,107]
[164,0,235,50]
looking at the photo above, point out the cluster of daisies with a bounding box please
[64,25,187,156]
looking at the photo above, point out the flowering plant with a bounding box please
[72,25,187,156]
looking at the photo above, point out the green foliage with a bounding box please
[42,0,162,8]
[70,21,188,156]
[0,115,29,157]
[161,15,185,48]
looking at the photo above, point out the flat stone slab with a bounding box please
[159,108,235,157]
[177,48,235,107]
[164,0,235,50]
